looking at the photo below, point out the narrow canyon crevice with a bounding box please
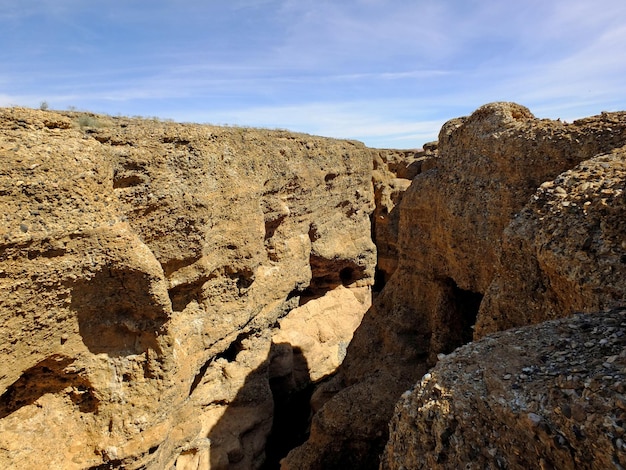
[262,346,315,470]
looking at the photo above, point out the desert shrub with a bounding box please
[75,114,101,129]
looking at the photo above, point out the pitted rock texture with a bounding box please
[0,107,376,469]
[405,103,626,297]
[285,103,626,470]
[371,146,436,287]
[476,148,626,337]
[382,308,626,470]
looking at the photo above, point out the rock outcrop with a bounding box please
[371,146,436,287]
[477,147,626,336]
[382,307,626,470]
[0,108,376,469]
[284,103,626,469]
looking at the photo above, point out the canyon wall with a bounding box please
[284,103,626,469]
[2,103,625,470]
[0,108,376,469]
[381,139,626,470]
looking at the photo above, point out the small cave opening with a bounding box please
[339,267,354,285]
[453,283,483,346]
[262,345,314,470]
[431,278,483,354]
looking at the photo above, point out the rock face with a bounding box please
[284,103,626,469]
[382,308,626,470]
[2,102,626,470]
[0,108,376,469]
[477,148,626,337]
[371,146,436,287]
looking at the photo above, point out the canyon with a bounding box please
[0,103,625,469]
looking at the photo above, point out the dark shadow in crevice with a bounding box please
[189,329,261,397]
[87,459,126,470]
[0,355,98,419]
[70,267,168,357]
[451,281,483,345]
[168,276,210,312]
[216,331,255,363]
[169,267,255,313]
[204,341,313,470]
[112,174,144,189]
[308,255,367,292]
[188,358,212,398]
[264,215,287,241]
[372,267,387,293]
[263,346,314,469]
[433,277,484,357]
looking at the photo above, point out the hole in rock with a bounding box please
[339,267,354,285]
[264,215,287,241]
[236,274,254,291]
[215,331,252,363]
[168,278,207,312]
[308,255,366,293]
[443,278,483,350]
[0,355,98,418]
[112,174,144,189]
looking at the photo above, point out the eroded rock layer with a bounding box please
[3,103,626,470]
[0,108,376,469]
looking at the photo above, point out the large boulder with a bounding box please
[382,308,626,470]
[476,148,626,336]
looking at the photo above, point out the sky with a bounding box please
[1,0,626,148]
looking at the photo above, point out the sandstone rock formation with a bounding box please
[284,103,626,469]
[371,146,436,287]
[477,147,626,336]
[2,102,626,470]
[0,108,376,469]
[382,307,626,470]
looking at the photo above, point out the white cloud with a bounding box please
[164,100,445,148]
[2,0,626,148]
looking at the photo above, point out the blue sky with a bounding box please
[2,0,626,148]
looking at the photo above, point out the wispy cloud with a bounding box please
[163,100,445,148]
[1,0,625,147]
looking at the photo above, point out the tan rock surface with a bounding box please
[273,285,371,383]
[371,147,435,286]
[0,107,376,469]
[382,308,626,470]
[285,103,626,469]
[476,148,626,336]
